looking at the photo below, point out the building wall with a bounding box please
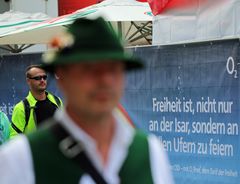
[0,0,10,13]
[153,0,240,45]
[11,0,58,17]
[58,0,98,15]
[9,0,58,53]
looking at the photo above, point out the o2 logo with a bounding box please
[226,57,240,78]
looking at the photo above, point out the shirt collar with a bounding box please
[54,107,135,180]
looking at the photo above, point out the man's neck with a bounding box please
[31,91,46,101]
[66,106,115,165]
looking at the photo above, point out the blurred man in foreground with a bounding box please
[0,17,174,184]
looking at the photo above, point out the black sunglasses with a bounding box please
[28,75,48,81]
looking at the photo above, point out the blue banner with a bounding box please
[122,39,240,184]
[0,39,239,183]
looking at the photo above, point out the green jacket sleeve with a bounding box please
[0,111,10,144]
[10,102,25,138]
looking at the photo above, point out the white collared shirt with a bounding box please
[0,108,174,184]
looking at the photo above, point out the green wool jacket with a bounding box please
[27,120,154,184]
[10,91,62,138]
[0,111,10,144]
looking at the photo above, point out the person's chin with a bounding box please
[92,103,115,114]
[40,86,47,90]
[37,88,46,92]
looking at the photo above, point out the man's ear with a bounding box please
[26,78,31,85]
[54,67,66,90]
[54,67,64,81]
[54,73,60,80]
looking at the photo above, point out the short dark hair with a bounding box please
[25,65,45,78]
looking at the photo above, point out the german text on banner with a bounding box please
[122,39,240,184]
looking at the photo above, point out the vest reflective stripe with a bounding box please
[28,120,154,184]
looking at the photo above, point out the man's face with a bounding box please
[27,67,47,93]
[56,61,125,118]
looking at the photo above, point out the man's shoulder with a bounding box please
[132,129,146,141]
[126,130,151,158]
[13,100,24,110]
[132,130,165,153]
[13,92,32,110]
[46,92,62,106]
[46,91,60,98]
[133,129,151,141]
[27,118,57,140]
[0,111,8,119]
[1,135,29,152]
[0,135,34,183]
[0,135,31,165]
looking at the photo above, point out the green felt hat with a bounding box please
[42,17,143,72]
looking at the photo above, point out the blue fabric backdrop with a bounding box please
[0,39,239,183]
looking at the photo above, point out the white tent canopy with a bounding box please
[153,0,240,45]
[0,0,152,52]
[0,10,50,52]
